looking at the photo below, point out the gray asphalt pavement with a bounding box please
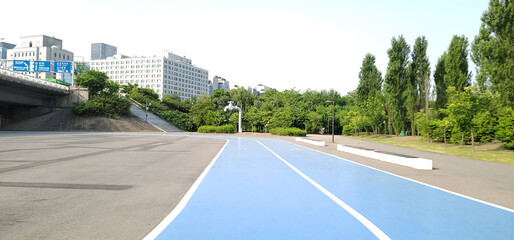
[0,132,225,240]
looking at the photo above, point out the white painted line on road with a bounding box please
[257,140,391,240]
[289,140,514,214]
[142,139,229,240]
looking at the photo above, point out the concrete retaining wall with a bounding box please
[295,137,326,146]
[337,144,433,170]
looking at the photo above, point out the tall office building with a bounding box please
[91,43,117,60]
[0,41,16,59]
[6,35,74,79]
[89,51,209,99]
[208,76,230,95]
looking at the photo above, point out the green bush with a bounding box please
[162,96,191,113]
[269,127,307,136]
[342,125,354,135]
[198,124,235,133]
[73,96,130,119]
[496,108,514,149]
[154,110,197,132]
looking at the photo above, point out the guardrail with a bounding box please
[0,68,69,92]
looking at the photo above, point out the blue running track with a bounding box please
[148,137,514,240]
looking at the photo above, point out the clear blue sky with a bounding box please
[2,0,490,95]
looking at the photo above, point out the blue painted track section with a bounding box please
[155,137,514,240]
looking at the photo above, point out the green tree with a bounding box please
[75,70,111,98]
[121,83,138,94]
[230,87,254,111]
[356,53,383,103]
[434,54,448,110]
[496,107,514,149]
[472,0,514,107]
[210,90,231,110]
[444,35,471,92]
[189,95,213,126]
[406,36,430,135]
[133,88,160,101]
[384,35,410,135]
[205,110,224,126]
[446,86,494,150]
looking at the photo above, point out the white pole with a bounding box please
[238,108,242,133]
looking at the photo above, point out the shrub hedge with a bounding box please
[154,110,197,132]
[198,124,235,133]
[73,96,130,119]
[269,127,307,136]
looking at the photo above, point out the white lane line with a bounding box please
[289,140,514,214]
[142,140,229,240]
[256,140,391,240]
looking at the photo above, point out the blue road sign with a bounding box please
[13,60,30,71]
[54,61,72,73]
[34,61,51,72]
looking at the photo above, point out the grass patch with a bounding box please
[351,135,514,165]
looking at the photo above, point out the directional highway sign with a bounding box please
[54,61,71,73]
[13,60,30,71]
[34,61,51,72]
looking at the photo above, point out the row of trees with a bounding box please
[350,0,513,149]
[73,0,512,149]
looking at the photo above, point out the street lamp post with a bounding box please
[224,101,242,133]
[326,100,335,143]
[145,101,151,122]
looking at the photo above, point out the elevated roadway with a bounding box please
[0,69,86,127]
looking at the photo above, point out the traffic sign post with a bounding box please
[13,60,30,71]
[54,61,72,73]
[34,61,51,72]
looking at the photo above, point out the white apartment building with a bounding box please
[7,35,74,80]
[89,52,209,99]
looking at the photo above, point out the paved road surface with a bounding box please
[1,132,513,239]
[0,132,224,240]
[287,134,514,210]
[151,137,514,239]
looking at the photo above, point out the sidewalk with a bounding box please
[279,134,514,210]
[130,105,182,132]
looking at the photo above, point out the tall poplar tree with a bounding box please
[384,35,410,135]
[444,35,471,92]
[406,36,430,135]
[434,54,447,110]
[356,53,384,134]
[357,53,383,102]
[472,0,514,108]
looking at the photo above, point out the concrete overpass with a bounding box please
[0,69,87,127]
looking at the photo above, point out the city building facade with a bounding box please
[0,41,16,59]
[6,35,74,80]
[233,83,271,96]
[208,75,230,95]
[89,52,209,99]
[91,43,117,60]
[256,84,271,95]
